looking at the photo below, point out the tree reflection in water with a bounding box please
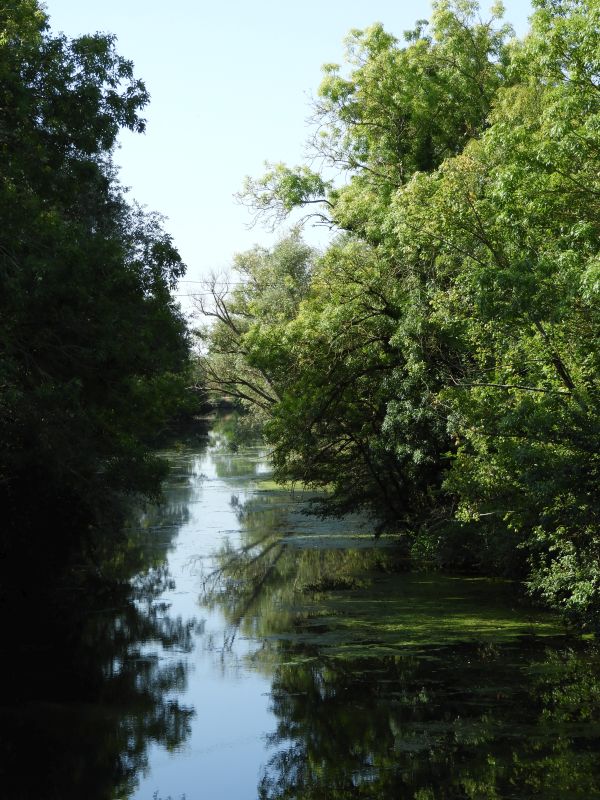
[0,450,201,800]
[4,441,598,800]
[203,490,600,800]
[257,643,600,799]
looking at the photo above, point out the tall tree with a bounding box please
[202,0,600,625]
[0,1,192,549]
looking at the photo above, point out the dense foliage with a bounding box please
[200,0,600,628]
[0,1,193,549]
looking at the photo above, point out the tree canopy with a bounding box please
[200,0,600,628]
[0,0,194,551]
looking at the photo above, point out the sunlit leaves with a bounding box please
[206,0,600,626]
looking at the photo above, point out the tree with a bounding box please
[0,1,193,551]
[208,1,512,527]
[195,233,315,417]
[372,0,600,614]
[239,1,511,239]
[201,0,600,626]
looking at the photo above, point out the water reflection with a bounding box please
[203,486,600,800]
[256,642,600,799]
[0,447,203,800]
[3,435,600,799]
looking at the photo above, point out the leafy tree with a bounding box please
[240,0,511,239]
[201,0,600,626]
[206,0,514,525]
[195,233,315,417]
[0,1,193,551]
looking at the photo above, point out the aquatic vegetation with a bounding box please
[203,477,562,662]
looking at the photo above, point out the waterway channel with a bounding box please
[3,429,600,799]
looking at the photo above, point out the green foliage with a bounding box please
[195,232,315,416]
[201,1,600,628]
[239,1,511,240]
[0,1,194,545]
[237,163,333,229]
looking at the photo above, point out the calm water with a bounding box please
[2,433,600,799]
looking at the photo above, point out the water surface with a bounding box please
[2,434,600,799]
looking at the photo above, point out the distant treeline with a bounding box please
[198,0,600,628]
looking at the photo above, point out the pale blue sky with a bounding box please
[43,0,533,311]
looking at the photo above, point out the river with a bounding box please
[3,429,600,799]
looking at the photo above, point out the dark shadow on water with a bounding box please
[257,640,600,799]
[0,444,205,800]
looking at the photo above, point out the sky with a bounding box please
[43,0,533,313]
